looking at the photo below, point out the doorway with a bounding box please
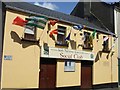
[81,61,93,89]
[39,58,56,89]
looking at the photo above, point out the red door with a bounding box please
[39,58,56,89]
[81,61,93,89]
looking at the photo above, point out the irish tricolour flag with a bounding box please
[26,16,48,29]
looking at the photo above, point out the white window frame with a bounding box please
[64,60,75,72]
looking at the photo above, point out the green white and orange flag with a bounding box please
[26,16,48,29]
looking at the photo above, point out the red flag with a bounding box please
[12,16,28,27]
[49,20,58,26]
[49,29,58,37]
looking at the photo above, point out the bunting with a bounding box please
[110,37,118,50]
[73,25,83,31]
[92,30,96,39]
[103,36,109,41]
[12,16,28,27]
[65,32,71,41]
[49,29,58,38]
[26,16,48,29]
[49,19,58,26]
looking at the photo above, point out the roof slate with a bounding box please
[4,2,115,35]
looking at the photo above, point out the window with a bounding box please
[96,33,99,39]
[83,32,93,49]
[64,60,75,72]
[102,36,109,52]
[56,26,68,46]
[22,25,38,42]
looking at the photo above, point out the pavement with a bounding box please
[92,88,119,90]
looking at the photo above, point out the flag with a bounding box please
[103,36,109,41]
[92,30,96,39]
[110,37,117,50]
[49,19,58,26]
[12,16,28,27]
[49,29,58,37]
[73,25,83,31]
[65,32,71,41]
[26,16,48,29]
[26,20,37,27]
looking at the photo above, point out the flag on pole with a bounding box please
[26,16,48,29]
[73,25,83,31]
[49,29,58,37]
[12,16,28,27]
[49,19,58,26]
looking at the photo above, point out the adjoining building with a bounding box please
[0,1,118,89]
[70,1,115,33]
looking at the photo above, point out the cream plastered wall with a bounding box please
[56,60,81,87]
[1,10,41,88]
[93,33,118,85]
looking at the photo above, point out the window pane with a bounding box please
[65,61,67,66]
[103,36,109,51]
[24,25,36,39]
[57,26,66,44]
[24,25,35,35]
[64,60,75,72]
[83,32,92,49]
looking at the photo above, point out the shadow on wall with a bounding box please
[95,51,100,62]
[10,31,40,48]
[11,31,21,44]
[70,40,76,49]
[95,51,112,62]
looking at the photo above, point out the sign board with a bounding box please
[41,47,95,61]
[4,55,12,60]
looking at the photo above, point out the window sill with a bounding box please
[102,49,110,53]
[21,37,39,43]
[82,47,93,50]
[55,43,68,47]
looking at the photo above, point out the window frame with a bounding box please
[64,60,75,72]
[21,25,38,42]
[102,36,110,52]
[55,25,68,46]
[83,32,93,50]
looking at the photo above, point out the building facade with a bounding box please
[0,1,118,89]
